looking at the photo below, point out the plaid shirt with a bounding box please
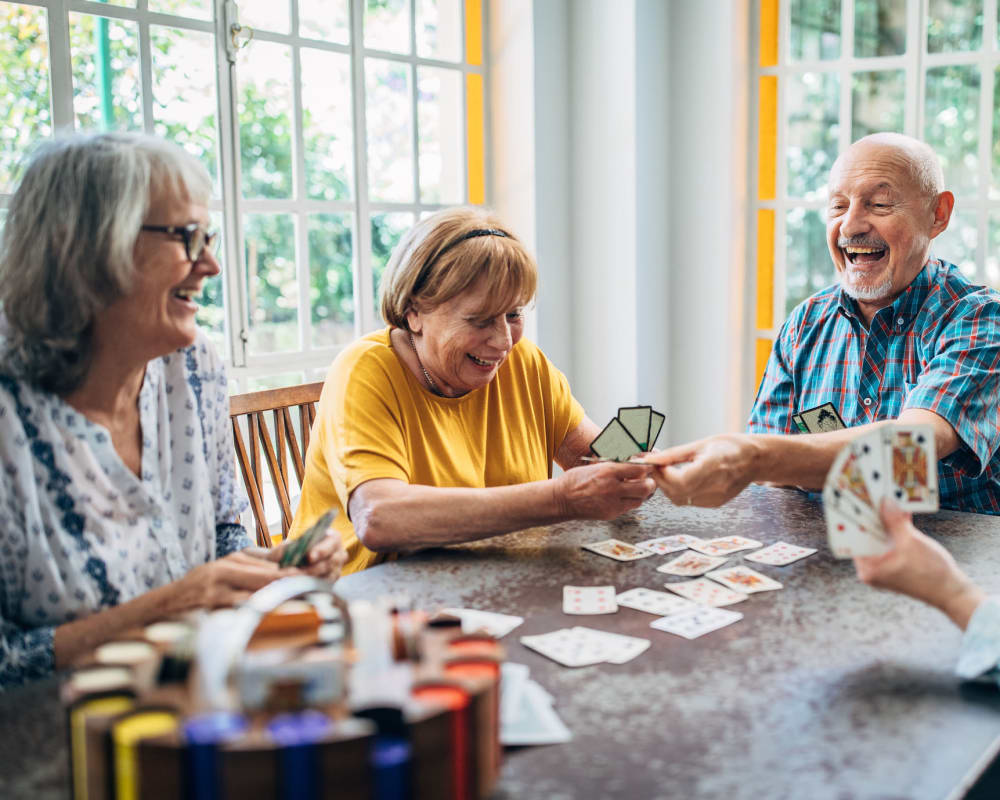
[748,259,1000,514]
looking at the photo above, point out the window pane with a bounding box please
[785,209,831,314]
[932,210,977,279]
[245,213,298,354]
[299,0,349,43]
[366,58,413,203]
[69,13,142,132]
[924,65,980,194]
[371,212,414,320]
[854,0,905,57]
[789,0,841,61]
[235,0,290,34]
[1,3,51,194]
[365,0,410,54]
[148,0,211,20]
[196,210,226,357]
[986,212,1000,288]
[301,48,353,202]
[852,70,904,141]
[418,67,463,203]
[238,41,293,199]
[417,0,462,62]
[927,0,983,54]
[247,372,305,392]
[308,213,354,348]
[151,26,219,186]
[786,72,839,199]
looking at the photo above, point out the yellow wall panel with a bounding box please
[760,0,779,67]
[465,0,483,66]
[758,75,777,200]
[756,208,775,330]
[755,338,773,389]
[466,72,485,204]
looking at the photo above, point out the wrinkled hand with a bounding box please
[555,462,656,520]
[640,434,758,507]
[853,499,985,630]
[250,532,349,581]
[172,549,295,612]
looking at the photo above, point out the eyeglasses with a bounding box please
[140,223,219,264]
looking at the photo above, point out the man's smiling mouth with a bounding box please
[842,244,888,266]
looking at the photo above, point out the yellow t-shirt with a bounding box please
[288,328,585,574]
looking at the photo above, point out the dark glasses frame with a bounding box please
[141,223,219,264]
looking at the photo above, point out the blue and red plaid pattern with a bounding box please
[748,259,1000,514]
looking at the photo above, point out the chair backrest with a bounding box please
[229,381,324,547]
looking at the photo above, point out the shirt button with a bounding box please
[863,398,873,407]
[896,317,905,326]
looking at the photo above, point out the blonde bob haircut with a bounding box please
[380,207,537,329]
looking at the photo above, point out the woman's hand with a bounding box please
[554,462,656,520]
[169,549,294,613]
[854,499,985,630]
[249,531,348,581]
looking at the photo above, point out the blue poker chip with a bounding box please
[267,710,333,746]
[182,711,248,745]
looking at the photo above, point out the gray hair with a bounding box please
[0,132,211,393]
[851,132,945,199]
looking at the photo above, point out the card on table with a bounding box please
[443,608,525,638]
[590,418,644,462]
[881,424,938,512]
[618,406,653,450]
[563,585,618,615]
[571,626,651,664]
[706,565,783,594]
[582,539,655,561]
[687,536,762,556]
[799,402,847,433]
[635,534,703,555]
[615,587,697,616]
[664,577,748,607]
[649,605,744,640]
[744,542,817,566]
[656,552,728,577]
[519,628,609,667]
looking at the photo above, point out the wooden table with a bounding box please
[2,486,1000,799]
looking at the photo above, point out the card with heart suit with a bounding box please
[687,536,762,556]
[664,578,748,607]
[589,418,644,462]
[706,565,783,594]
[881,424,938,512]
[562,585,618,615]
[825,503,891,558]
[519,629,609,667]
[744,542,817,566]
[635,534,702,555]
[656,552,728,577]
[649,605,744,640]
[615,587,697,616]
[582,539,655,561]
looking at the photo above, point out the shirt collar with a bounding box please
[836,259,938,328]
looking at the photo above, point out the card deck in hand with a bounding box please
[649,605,743,639]
[590,404,666,457]
[635,534,702,555]
[582,539,655,561]
[656,552,728,577]
[280,509,336,567]
[799,402,846,433]
[744,542,817,566]
[706,565,783,594]
[687,536,762,556]
[664,578,748,607]
[615,587,697,616]
[563,585,618,615]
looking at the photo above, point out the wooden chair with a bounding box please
[229,382,324,547]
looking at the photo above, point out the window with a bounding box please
[751,0,1000,386]
[0,0,488,391]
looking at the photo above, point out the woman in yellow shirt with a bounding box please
[290,207,655,574]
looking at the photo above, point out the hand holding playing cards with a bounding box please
[274,531,348,579]
[555,462,656,520]
[642,434,757,507]
[854,499,985,630]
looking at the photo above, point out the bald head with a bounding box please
[834,133,944,201]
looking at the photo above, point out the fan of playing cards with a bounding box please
[589,405,666,461]
[823,424,939,558]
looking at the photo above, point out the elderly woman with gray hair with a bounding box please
[0,133,345,689]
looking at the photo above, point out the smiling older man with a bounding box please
[646,133,1000,513]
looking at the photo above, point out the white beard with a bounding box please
[839,268,893,301]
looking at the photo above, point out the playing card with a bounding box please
[825,502,891,558]
[582,539,655,561]
[635,534,703,555]
[882,424,939,512]
[519,629,608,667]
[827,445,877,515]
[590,418,644,461]
[648,410,666,450]
[656,552,728,576]
[571,627,651,664]
[687,536,762,556]
[744,542,817,566]
[791,413,809,434]
[848,428,888,512]
[799,401,846,433]
[706,565,783,594]
[562,586,618,615]
[649,606,743,639]
[823,477,883,531]
[442,608,524,638]
[617,406,653,450]
[664,578,748,607]
[280,509,336,567]
[615,587,697,616]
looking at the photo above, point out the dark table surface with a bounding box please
[3,486,1000,800]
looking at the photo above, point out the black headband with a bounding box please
[413,228,511,293]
